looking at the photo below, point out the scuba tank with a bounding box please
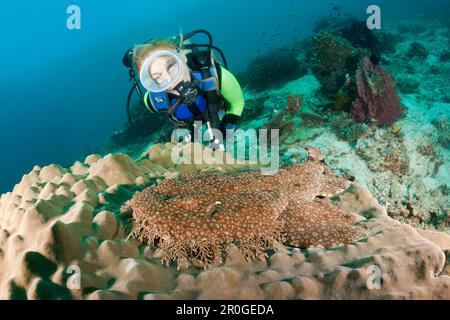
[181,31,227,149]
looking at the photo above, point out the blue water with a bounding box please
[0,0,447,193]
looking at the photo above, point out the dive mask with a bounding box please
[139,50,184,92]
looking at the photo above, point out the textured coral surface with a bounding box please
[0,144,449,300]
[124,152,366,269]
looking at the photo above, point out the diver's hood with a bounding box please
[139,50,184,92]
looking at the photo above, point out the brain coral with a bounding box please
[122,149,367,269]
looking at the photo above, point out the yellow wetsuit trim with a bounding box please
[143,91,155,113]
[220,67,245,117]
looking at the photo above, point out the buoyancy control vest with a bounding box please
[144,50,224,126]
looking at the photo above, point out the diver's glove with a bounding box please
[220,114,240,137]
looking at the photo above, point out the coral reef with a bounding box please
[263,104,296,140]
[286,95,303,114]
[238,95,268,123]
[1,18,448,301]
[313,17,397,56]
[406,42,429,60]
[262,93,314,144]
[312,16,341,34]
[352,57,403,126]
[339,19,380,53]
[382,21,450,106]
[307,97,448,227]
[311,32,359,95]
[396,76,420,94]
[431,116,450,149]
[243,48,308,92]
[372,31,399,54]
[335,122,371,145]
[440,51,450,62]
[0,147,449,299]
[334,87,354,112]
[227,19,449,235]
[356,129,409,176]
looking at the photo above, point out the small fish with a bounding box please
[261,31,266,35]
[288,13,293,18]
[391,124,402,135]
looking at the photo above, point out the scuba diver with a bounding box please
[122,30,245,150]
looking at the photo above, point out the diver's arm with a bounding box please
[219,67,245,130]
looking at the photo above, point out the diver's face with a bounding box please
[149,56,178,85]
